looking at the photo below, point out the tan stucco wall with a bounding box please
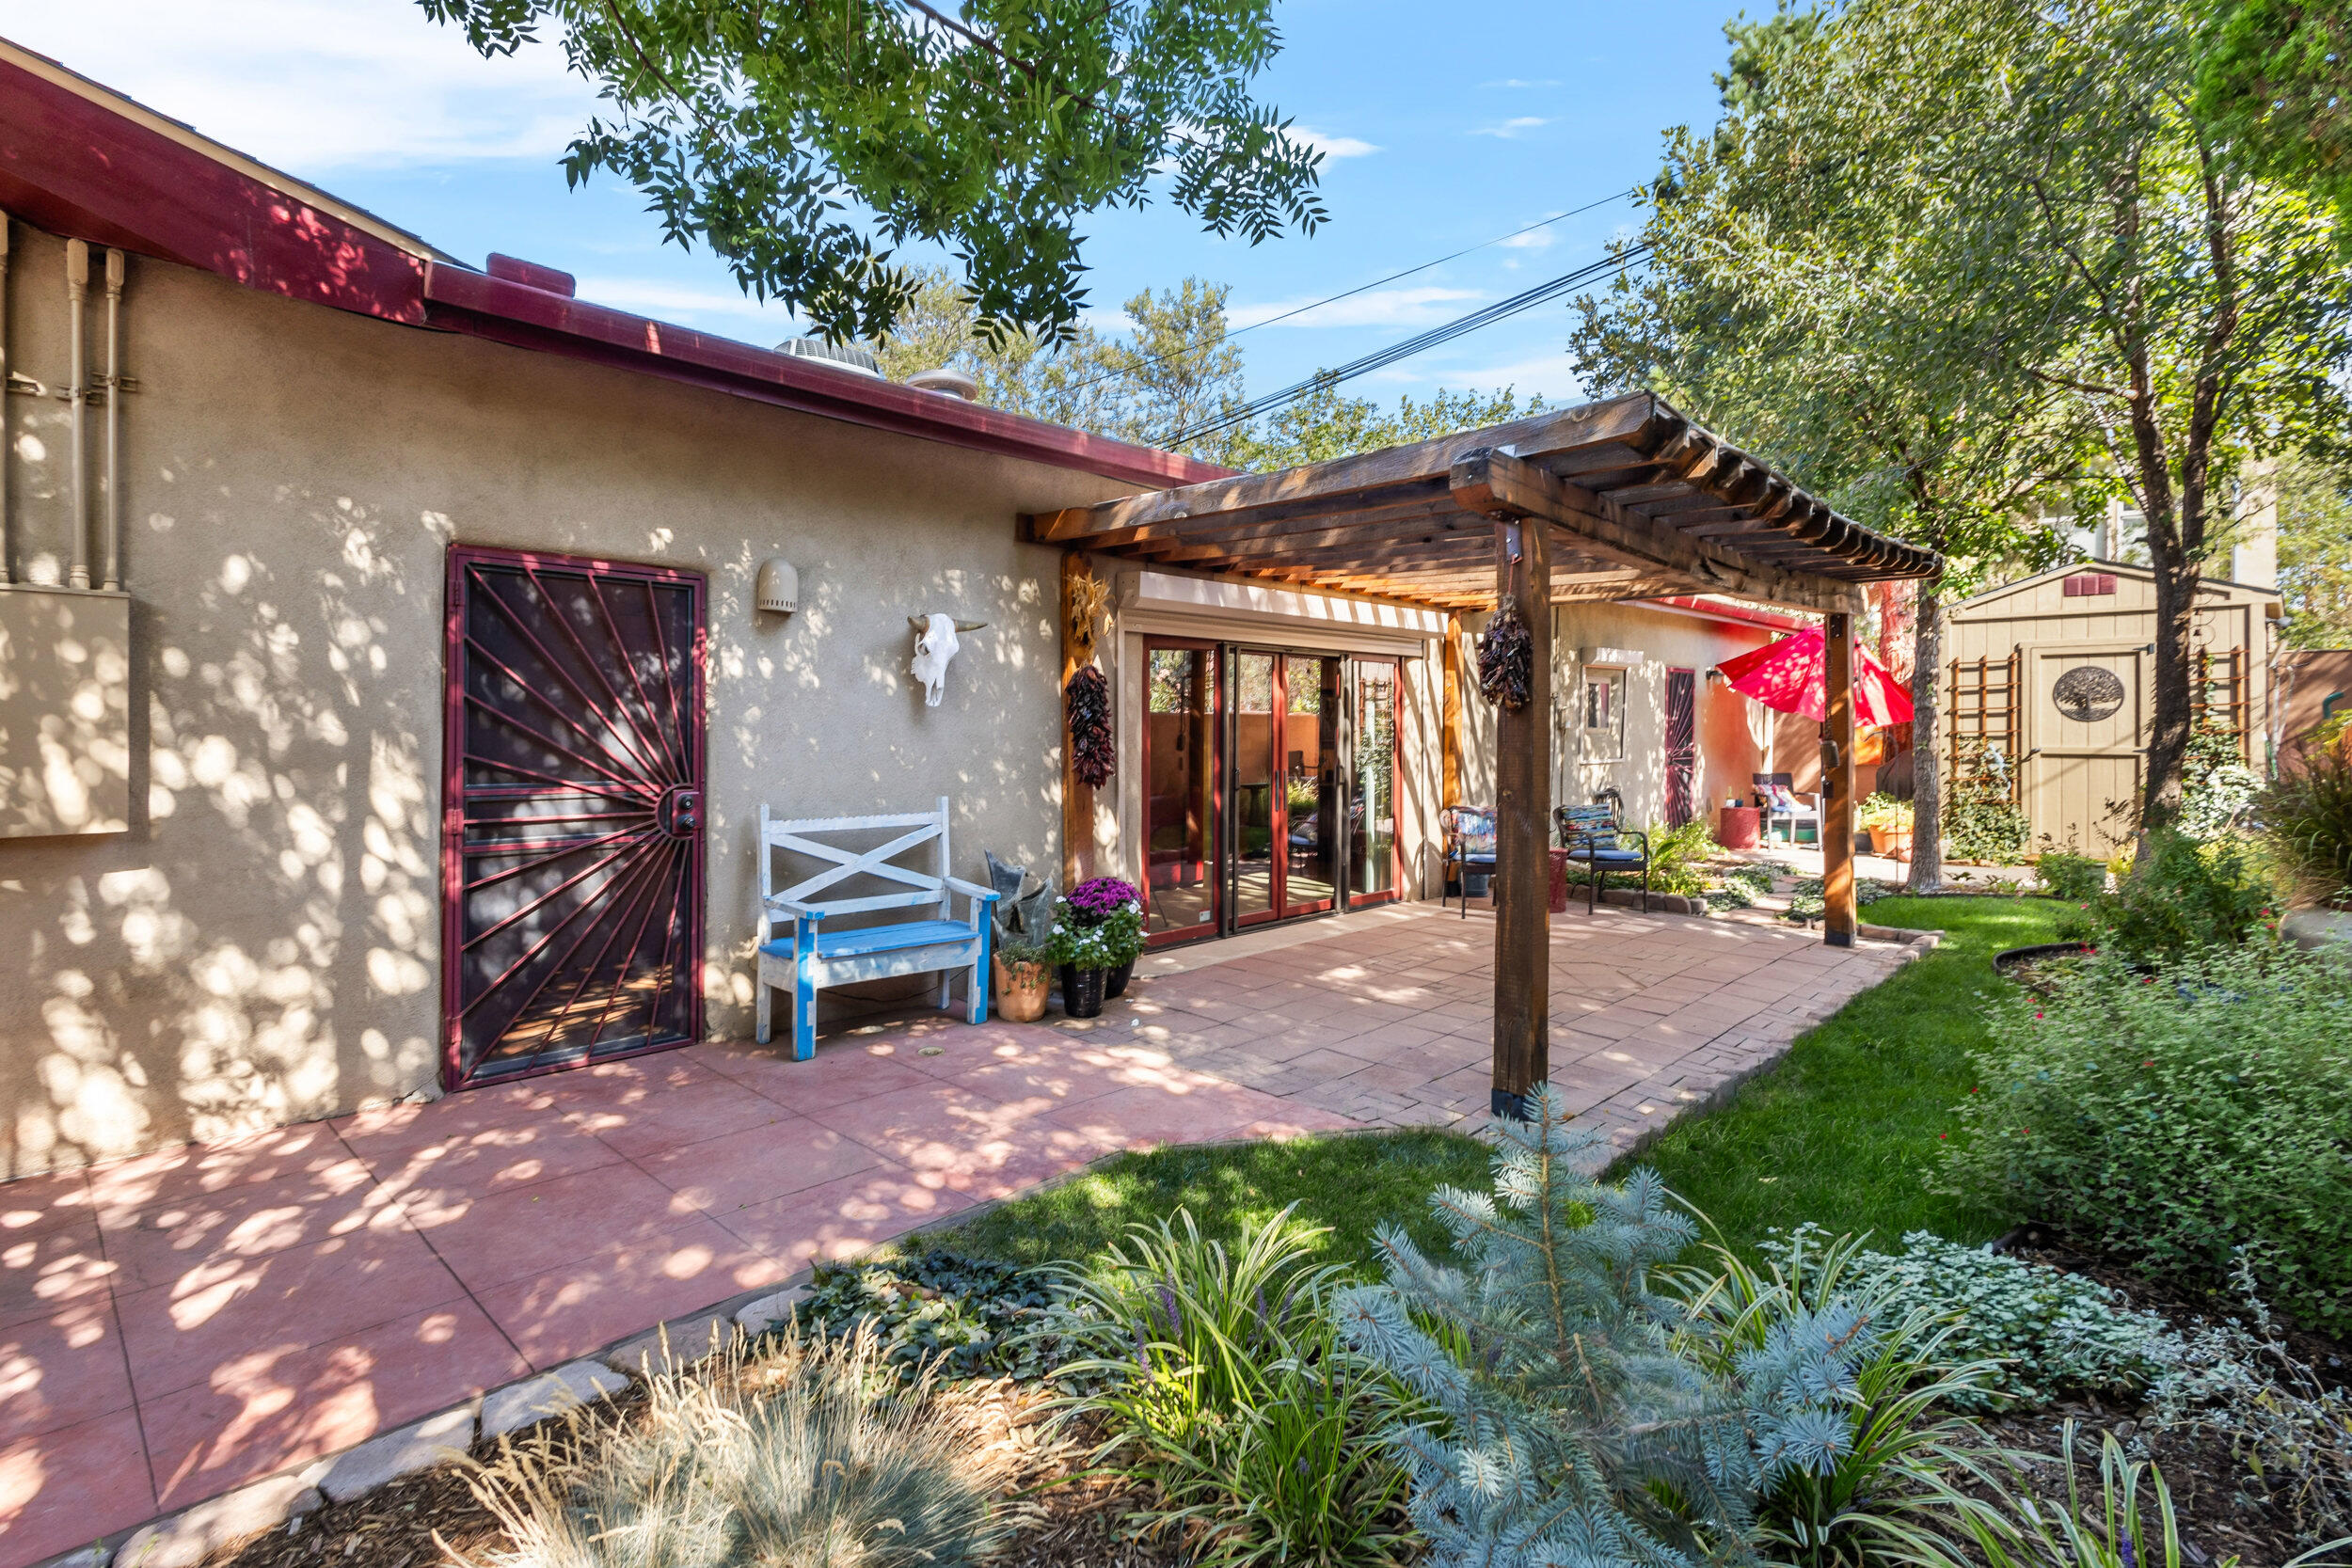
[1449,603,1779,830]
[0,224,1144,1175]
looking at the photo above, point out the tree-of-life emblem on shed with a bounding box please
[2052,664,2127,722]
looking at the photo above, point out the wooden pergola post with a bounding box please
[1821,610,1858,946]
[1490,518,1551,1118]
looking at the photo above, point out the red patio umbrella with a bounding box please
[1716,626,1915,727]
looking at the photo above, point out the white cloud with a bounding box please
[1226,286,1483,331]
[1479,78,1560,89]
[0,0,596,173]
[1295,127,1380,160]
[1471,117,1551,140]
[1496,229,1556,250]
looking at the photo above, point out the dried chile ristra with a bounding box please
[1476,601,1534,712]
[1066,665,1116,787]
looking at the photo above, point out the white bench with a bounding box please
[756,797,998,1061]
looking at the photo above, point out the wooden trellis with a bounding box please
[2192,646,2249,760]
[1947,647,2023,802]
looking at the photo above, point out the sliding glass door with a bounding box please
[1143,641,1397,941]
[1143,641,1219,944]
[1350,658,1400,904]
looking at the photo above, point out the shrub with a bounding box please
[2181,726,2265,841]
[1666,1226,1999,1566]
[1786,876,1899,919]
[1947,748,2030,864]
[458,1323,1026,1568]
[2146,1259,2352,1548]
[1045,1206,1415,1568]
[1601,816,1719,897]
[796,1252,1073,1383]
[1824,1229,2172,1411]
[1944,943,2352,1335]
[2262,740,2352,908]
[1332,1088,1874,1568]
[2071,827,2278,964]
[2035,851,2108,903]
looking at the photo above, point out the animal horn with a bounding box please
[908,615,929,631]
[953,619,989,633]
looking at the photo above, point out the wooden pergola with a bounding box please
[1029,391,1941,1119]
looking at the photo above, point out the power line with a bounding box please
[1047,187,1637,398]
[1166,245,1652,446]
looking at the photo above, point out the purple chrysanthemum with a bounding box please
[1067,876,1140,924]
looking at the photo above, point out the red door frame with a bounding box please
[1347,656,1405,908]
[1140,637,1222,949]
[440,544,707,1090]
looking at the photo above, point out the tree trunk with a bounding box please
[2140,548,2200,836]
[1907,584,1945,892]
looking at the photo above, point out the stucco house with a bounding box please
[0,41,1822,1176]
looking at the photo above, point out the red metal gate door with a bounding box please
[442,546,706,1089]
[1664,668,1697,827]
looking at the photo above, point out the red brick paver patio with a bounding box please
[0,902,1916,1564]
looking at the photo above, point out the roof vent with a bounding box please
[778,337,883,378]
[485,253,576,296]
[905,367,980,401]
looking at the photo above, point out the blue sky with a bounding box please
[0,0,1744,408]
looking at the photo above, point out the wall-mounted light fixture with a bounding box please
[755,558,799,616]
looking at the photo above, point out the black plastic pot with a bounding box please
[1058,964,1108,1019]
[1105,958,1135,999]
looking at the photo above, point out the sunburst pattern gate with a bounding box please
[441,546,706,1088]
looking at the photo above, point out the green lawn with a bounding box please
[923,1127,1491,1276]
[1612,893,2065,1255]
[922,894,2062,1276]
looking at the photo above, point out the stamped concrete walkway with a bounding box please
[0,902,1917,1564]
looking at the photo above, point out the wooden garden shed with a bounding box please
[1944,561,2280,853]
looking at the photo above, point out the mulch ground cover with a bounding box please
[1987,1226,2352,1566]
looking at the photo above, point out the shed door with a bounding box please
[2024,642,2145,853]
[442,546,706,1088]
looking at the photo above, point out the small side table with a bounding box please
[1717,805,1762,851]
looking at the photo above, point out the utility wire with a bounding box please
[1166,244,1652,446]
[1046,187,1637,398]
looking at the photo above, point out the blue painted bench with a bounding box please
[755,797,997,1061]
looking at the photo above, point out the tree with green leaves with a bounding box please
[2276,448,2352,650]
[1854,0,2352,832]
[2195,0,2352,250]
[868,268,1252,464]
[421,0,1326,343]
[1572,4,2081,891]
[1231,380,1544,469]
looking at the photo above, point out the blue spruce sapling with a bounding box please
[1332,1085,1874,1568]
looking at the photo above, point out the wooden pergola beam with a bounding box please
[1448,449,1865,617]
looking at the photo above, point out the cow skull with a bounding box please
[908,613,988,706]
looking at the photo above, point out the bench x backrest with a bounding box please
[758,796,952,944]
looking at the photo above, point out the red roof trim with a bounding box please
[421,264,1225,490]
[0,45,1228,493]
[0,51,430,324]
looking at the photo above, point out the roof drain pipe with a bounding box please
[64,239,89,590]
[103,248,123,592]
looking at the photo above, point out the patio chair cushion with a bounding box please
[1441,805,1497,855]
[1562,846,1645,864]
[1554,802,1625,852]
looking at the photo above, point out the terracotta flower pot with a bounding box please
[993,955,1050,1022]
[1881,828,1914,860]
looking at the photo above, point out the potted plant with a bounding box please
[992,932,1053,1022]
[1052,877,1145,1017]
[1858,794,1915,859]
[984,852,1056,1022]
